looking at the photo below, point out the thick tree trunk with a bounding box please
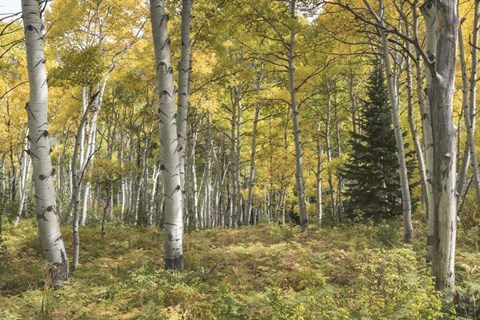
[150,0,184,271]
[22,0,68,287]
[421,0,458,295]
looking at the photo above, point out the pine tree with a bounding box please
[341,62,411,223]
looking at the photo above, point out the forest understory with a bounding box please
[1,0,480,318]
[1,218,479,319]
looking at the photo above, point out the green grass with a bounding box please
[0,219,479,319]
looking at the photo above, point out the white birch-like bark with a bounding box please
[22,0,68,286]
[150,0,184,270]
[177,0,191,188]
[246,92,261,225]
[235,89,243,225]
[457,2,480,206]
[325,96,338,223]
[364,0,413,242]
[150,164,161,220]
[421,0,458,295]
[406,47,428,217]
[383,42,414,242]
[468,1,480,204]
[316,123,323,225]
[409,2,435,260]
[15,132,31,227]
[333,96,344,219]
[71,104,91,270]
[288,3,308,230]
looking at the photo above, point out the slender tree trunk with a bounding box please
[22,0,68,286]
[348,64,358,138]
[150,0,184,271]
[0,157,4,235]
[235,88,243,225]
[229,91,237,227]
[190,130,199,228]
[457,3,480,207]
[325,96,338,224]
[468,1,480,205]
[316,123,323,225]
[421,0,458,295]
[333,96,344,219]
[288,17,308,230]
[177,0,191,190]
[71,105,91,270]
[405,42,428,217]
[373,0,413,242]
[15,132,31,226]
[246,95,261,226]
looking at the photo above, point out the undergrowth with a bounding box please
[0,219,479,319]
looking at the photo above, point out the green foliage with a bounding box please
[341,61,416,223]
[374,221,400,248]
[49,46,105,87]
[455,248,480,319]
[2,221,468,319]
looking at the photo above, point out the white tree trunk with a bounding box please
[177,0,191,189]
[246,96,261,225]
[421,0,458,295]
[71,105,91,270]
[22,0,68,286]
[468,0,480,204]
[365,0,413,241]
[150,0,184,271]
[15,132,31,227]
[325,96,338,223]
[316,123,323,225]
[457,2,480,206]
[288,15,308,230]
[381,35,413,242]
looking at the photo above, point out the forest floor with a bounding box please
[0,218,479,319]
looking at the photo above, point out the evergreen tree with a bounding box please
[341,62,411,223]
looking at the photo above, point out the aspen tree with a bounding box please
[22,0,68,286]
[362,0,413,242]
[177,0,192,189]
[421,0,458,294]
[150,0,184,270]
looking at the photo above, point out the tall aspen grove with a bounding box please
[1,0,480,318]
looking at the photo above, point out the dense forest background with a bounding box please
[0,0,479,318]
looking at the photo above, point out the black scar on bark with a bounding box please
[165,255,184,271]
[49,250,69,289]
